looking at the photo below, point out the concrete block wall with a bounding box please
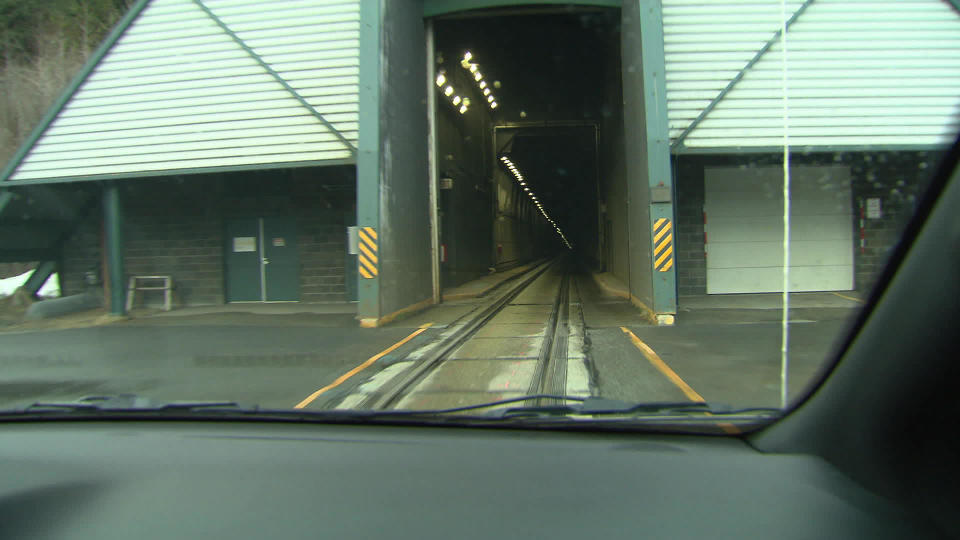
[848,151,942,291]
[673,151,943,296]
[60,216,101,297]
[674,157,706,296]
[58,166,355,307]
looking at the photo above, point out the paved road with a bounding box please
[576,272,860,408]
[1,270,863,413]
[0,319,416,410]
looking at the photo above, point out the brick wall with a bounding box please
[60,216,101,297]
[57,166,355,306]
[674,158,706,296]
[673,151,942,296]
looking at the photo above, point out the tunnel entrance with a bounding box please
[430,7,621,290]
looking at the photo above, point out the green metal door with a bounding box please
[225,218,263,302]
[225,217,300,302]
[262,217,300,302]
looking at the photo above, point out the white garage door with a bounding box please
[705,165,854,294]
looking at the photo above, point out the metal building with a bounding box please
[2,0,958,326]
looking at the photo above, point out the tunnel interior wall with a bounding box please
[597,21,629,284]
[620,0,654,309]
[435,46,496,286]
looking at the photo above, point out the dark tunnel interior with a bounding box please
[433,7,622,287]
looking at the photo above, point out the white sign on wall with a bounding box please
[866,198,882,219]
[233,237,256,252]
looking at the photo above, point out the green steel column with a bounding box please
[639,0,677,319]
[356,0,382,326]
[103,182,126,315]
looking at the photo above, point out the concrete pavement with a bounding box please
[0,262,867,414]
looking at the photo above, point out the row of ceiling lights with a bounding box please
[434,71,470,114]
[499,155,572,250]
[460,52,498,110]
[433,51,499,115]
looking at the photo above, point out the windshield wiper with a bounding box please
[359,395,780,420]
[16,394,253,414]
[2,394,781,425]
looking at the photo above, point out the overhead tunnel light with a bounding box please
[460,51,500,113]
[497,155,572,250]
[435,73,446,87]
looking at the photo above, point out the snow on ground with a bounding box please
[0,271,61,298]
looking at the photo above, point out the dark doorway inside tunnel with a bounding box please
[429,6,621,290]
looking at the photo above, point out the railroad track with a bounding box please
[355,258,587,411]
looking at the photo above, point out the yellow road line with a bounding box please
[620,327,740,434]
[621,327,703,402]
[831,291,865,304]
[294,323,433,409]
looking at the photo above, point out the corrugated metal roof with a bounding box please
[7,0,359,182]
[665,0,960,151]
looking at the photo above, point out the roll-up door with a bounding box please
[704,165,853,293]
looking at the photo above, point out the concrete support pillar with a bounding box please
[103,182,126,315]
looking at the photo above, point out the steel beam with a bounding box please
[356,0,383,324]
[22,261,57,297]
[103,182,126,315]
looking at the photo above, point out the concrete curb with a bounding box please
[591,272,658,324]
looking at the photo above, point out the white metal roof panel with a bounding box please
[665,0,960,151]
[8,0,359,182]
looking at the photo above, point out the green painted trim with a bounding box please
[356,0,382,321]
[637,0,676,315]
[948,0,960,15]
[671,0,816,151]
[671,144,951,155]
[1,158,356,187]
[191,0,357,156]
[424,0,620,17]
[103,183,126,315]
[0,0,152,183]
[640,0,670,190]
[22,260,57,297]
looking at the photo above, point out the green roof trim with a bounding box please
[0,0,153,184]
[0,158,357,187]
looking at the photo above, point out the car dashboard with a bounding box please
[0,420,937,539]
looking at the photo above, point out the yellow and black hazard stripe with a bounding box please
[653,218,673,272]
[358,226,378,279]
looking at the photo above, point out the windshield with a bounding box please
[0,0,955,431]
